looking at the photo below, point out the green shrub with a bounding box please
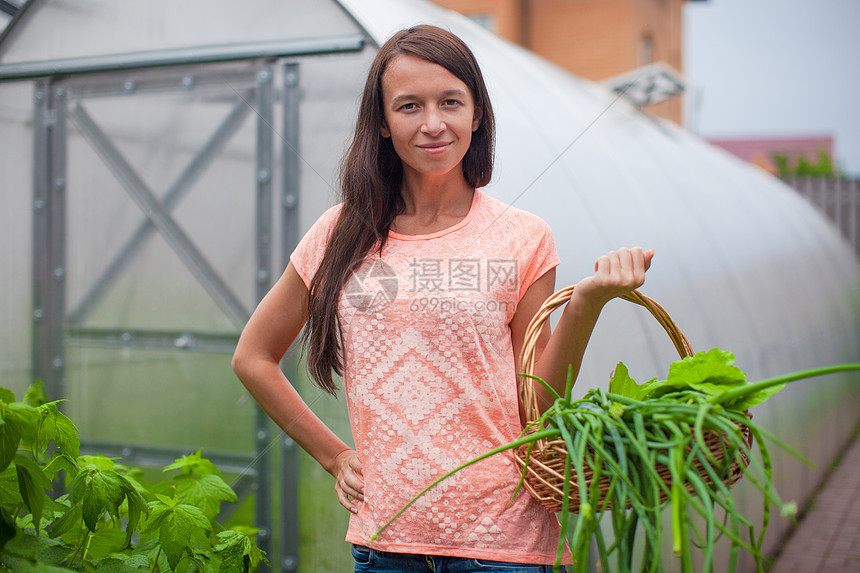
[0,381,267,572]
[774,148,839,178]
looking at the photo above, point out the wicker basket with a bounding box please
[513,286,753,514]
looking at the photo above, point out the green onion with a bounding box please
[371,361,860,572]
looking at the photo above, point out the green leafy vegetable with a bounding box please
[214,527,267,573]
[0,382,268,571]
[143,494,212,569]
[35,402,80,459]
[609,348,783,410]
[164,448,223,477]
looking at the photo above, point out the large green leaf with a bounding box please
[609,349,755,405]
[77,455,116,472]
[141,498,173,534]
[0,556,71,572]
[89,554,151,572]
[722,380,786,411]
[0,422,21,475]
[36,402,80,458]
[83,527,127,561]
[14,454,53,532]
[175,473,238,521]
[72,467,126,532]
[163,449,222,477]
[45,452,79,486]
[0,388,16,405]
[120,473,148,547]
[0,466,22,506]
[214,529,268,573]
[4,403,41,444]
[155,501,211,569]
[667,349,747,391]
[608,362,645,400]
[47,502,82,541]
[23,380,48,408]
[1,528,70,567]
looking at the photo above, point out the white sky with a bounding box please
[683,0,860,176]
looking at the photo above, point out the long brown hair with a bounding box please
[305,25,496,393]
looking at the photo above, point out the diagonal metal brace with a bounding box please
[68,102,250,329]
[67,94,254,325]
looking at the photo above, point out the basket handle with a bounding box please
[518,286,694,425]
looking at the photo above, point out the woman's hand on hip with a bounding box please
[334,448,364,514]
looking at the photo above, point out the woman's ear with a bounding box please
[472,105,483,132]
[380,118,391,138]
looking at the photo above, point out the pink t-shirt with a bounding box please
[291,189,565,564]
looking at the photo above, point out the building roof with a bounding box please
[707,135,835,174]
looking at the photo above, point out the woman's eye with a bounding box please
[443,99,461,107]
[399,102,417,111]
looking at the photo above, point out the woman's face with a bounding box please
[379,54,482,183]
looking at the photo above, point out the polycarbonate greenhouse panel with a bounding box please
[0,80,35,395]
[0,0,361,64]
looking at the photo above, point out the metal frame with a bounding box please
[0,34,365,81]
[67,99,252,329]
[27,37,366,573]
[32,78,68,408]
[279,61,301,573]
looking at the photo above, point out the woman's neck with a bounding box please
[392,174,475,236]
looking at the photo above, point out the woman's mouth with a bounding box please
[418,142,451,153]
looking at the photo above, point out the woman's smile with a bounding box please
[417,141,452,153]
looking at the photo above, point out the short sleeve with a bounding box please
[517,214,560,301]
[289,204,342,288]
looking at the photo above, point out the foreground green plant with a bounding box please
[0,381,267,572]
[373,351,860,573]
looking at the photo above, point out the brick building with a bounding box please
[431,0,700,124]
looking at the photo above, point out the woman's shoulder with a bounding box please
[315,202,344,226]
[477,190,554,234]
[299,202,344,239]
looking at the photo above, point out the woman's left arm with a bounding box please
[511,247,654,422]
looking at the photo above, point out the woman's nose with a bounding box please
[421,107,446,135]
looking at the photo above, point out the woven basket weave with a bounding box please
[513,286,752,514]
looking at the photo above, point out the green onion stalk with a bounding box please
[372,356,860,573]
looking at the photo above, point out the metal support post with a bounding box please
[253,66,275,571]
[31,80,68,403]
[279,61,301,573]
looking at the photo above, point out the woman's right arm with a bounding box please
[231,262,364,513]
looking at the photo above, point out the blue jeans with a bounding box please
[352,545,565,572]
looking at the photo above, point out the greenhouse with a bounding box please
[0,0,858,571]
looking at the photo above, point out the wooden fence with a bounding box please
[785,177,860,256]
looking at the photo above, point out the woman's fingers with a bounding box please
[642,248,655,271]
[591,247,654,291]
[335,474,362,513]
[336,485,358,514]
[334,449,365,513]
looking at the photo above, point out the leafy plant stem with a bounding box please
[564,364,575,404]
[151,545,163,573]
[81,531,93,562]
[68,525,90,567]
[709,363,860,406]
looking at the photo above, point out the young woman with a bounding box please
[232,25,653,573]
